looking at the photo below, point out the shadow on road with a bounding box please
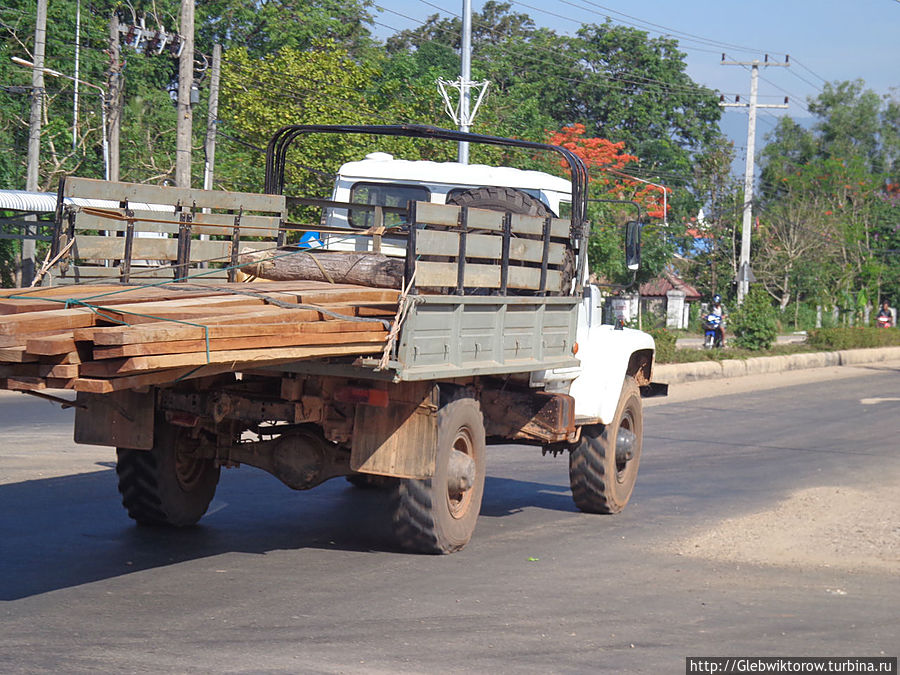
[0,465,576,600]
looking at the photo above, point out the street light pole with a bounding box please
[12,57,109,181]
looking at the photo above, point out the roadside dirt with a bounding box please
[669,483,900,573]
[654,361,900,574]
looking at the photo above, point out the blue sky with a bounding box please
[371,0,900,160]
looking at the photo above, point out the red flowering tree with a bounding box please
[547,124,673,285]
[547,124,669,219]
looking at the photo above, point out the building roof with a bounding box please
[639,270,701,300]
[0,189,175,214]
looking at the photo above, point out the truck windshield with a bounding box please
[349,182,430,229]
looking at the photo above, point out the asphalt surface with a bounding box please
[0,364,898,673]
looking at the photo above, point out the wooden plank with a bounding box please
[416,229,567,264]
[413,202,570,239]
[73,235,238,262]
[0,346,40,362]
[92,329,386,359]
[0,363,79,378]
[63,177,287,214]
[1,376,46,391]
[416,261,562,291]
[90,316,386,347]
[73,210,282,237]
[79,342,385,377]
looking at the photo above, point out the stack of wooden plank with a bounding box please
[0,281,397,394]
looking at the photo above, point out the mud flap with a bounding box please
[74,389,155,449]
[350,382,438,479]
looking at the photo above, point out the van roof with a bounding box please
[337,153,572,195]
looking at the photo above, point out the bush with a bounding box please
[731,287,777,351]
[648,327,676,363]
[807,326,900,350]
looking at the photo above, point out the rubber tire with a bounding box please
[569,377,643,514]
[391,393,486,554]
[116,419,220,527]
[446,186,552,217]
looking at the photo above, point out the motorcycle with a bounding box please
[876,314,893,328]
[703,313,724,349]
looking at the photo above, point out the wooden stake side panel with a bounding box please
[411,202,573,294]
[72,210,282,237]
[56,178,287,285]
[413,202,570,239]
[62,177,287,214]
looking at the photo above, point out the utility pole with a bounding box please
[458,0,473,164]
[175,0,194,188]
[437,0,489,165]
[73,0,80,153]
[108,12,121,181]
[23,0,48,286]
[720,54,789,304]
[203,44,221,193]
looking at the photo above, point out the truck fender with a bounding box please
[567,325,655,424]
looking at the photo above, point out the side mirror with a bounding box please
[625,220,642,270]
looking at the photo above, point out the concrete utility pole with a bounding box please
[203,44,221,193]
[458,0,473,164]
[23,0,48,286]
[73,0,81,153]
[107,12,121,182]
[175,0,194,188]
[720,54,789,304]
[437,0,489,165]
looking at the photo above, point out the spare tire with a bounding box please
[446,186,552,217]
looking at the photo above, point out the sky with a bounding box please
[370,0,900,163]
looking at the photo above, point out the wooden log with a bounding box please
[240,249,403,289]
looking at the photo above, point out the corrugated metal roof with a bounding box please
[0,189,175,213]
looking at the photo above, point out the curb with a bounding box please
[654,346,900,384]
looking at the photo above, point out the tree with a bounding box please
[546,124,673,285]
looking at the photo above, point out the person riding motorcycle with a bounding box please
[705,294,727,347]
[876,301,893,328]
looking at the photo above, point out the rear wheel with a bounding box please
[569,377,643,514]
[116,418,220,527]
[391,391,486,553]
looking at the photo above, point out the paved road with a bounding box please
[0,365,898,673]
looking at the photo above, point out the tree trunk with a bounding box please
[239,249,403,289]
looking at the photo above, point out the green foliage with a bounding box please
[807,326,900,350]
[731,287,778,351]
[647,327,676,363]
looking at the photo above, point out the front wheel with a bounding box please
[391,392,486,553]
[116,417,220,527]
[569,377,643,514]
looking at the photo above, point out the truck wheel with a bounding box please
[569,377,643,514]
[391,393,486,553]
[116,419,220,527]
[446,186,551,217]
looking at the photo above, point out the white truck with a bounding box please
[44,125,665,553]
